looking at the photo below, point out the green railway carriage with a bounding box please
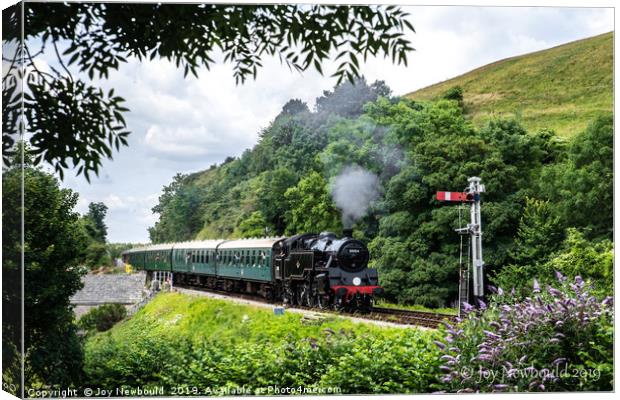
[123,247,146,270]
[216,238,281,282]
[143,243,173,271]
[172,240,222,275]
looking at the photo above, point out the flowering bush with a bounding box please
[435,274,613,392]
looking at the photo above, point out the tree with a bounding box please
[256,168,299,234]
[3,3,414,180]
[491,197,564,295]
[546,229,613,296]
[508,197,563,266]
[2,155,87,389]
[149,174,206,243]
[279,99,310,117]
[316,76,392,117]
[84,202,108,243]
[538,115,613,240]
[284,171,341,234]
[236,211,270,238]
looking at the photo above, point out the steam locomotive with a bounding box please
[122,229,383,312]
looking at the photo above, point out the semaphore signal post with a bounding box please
[437,177,486,315]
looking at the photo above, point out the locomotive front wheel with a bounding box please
[316,294,330,310]
[283,286,294,305]
[295,285,305,306]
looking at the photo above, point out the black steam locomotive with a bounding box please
[123,229,383,312]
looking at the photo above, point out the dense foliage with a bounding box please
[2,156,87,389]
[83,293,441,394]
[79,304,127,333]
[80,202,113,269]
[435,275,613,392]
[149,77,612,307]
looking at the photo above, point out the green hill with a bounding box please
[405,32,613,136]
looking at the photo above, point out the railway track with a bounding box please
[172,283,456,328]
[369,307,457,328]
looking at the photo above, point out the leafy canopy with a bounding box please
[3,3,414,180]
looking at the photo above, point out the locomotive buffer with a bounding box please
[437,177,485,314]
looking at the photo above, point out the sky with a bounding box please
[32,4,613,243]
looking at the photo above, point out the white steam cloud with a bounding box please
[330,165,381,228]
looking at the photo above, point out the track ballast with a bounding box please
[172,283,456,329]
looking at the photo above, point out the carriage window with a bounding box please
[206,253,209,263]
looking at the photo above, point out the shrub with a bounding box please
[79,303,127,333]
[441,86,464,106]
[435,275,613,392]
[83,294,441,394]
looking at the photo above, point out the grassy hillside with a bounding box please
[83,292,441,393]
[405,32,613,136]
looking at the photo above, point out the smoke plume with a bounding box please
[330,165,381,228]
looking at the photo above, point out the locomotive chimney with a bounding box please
[343,228,353,238]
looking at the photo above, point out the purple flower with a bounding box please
[483,330,501,339]
[552,358,566,366]
[533,278,541,293]
[439,365,452,373]
[554,270,566,282]
[547,286,562,297]
[434,340,446,350]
